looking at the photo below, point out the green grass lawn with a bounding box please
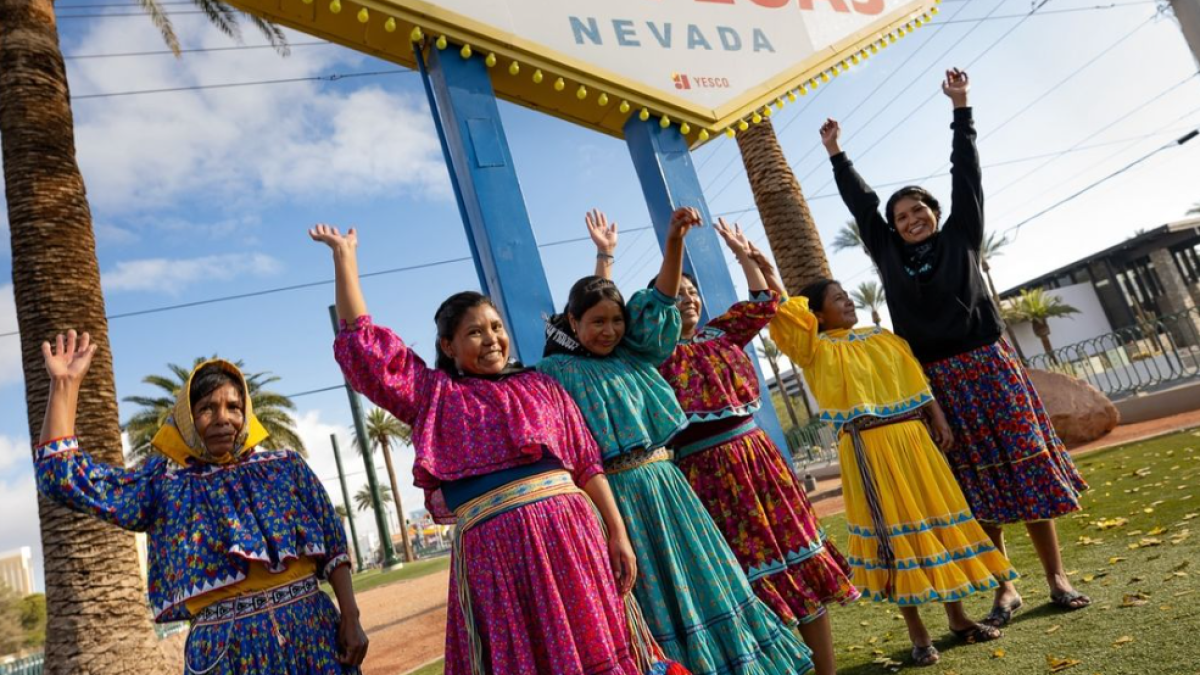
[397,433,1200,675]
[322,555,450,599]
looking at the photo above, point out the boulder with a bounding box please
[1027,369,1120,445]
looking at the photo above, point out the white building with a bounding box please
[0,547,34,597]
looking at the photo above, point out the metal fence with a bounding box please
[0,655,43,675]
[784,419,838,467]
[1024,308,1200,398]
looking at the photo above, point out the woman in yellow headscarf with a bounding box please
[34,330,368,675]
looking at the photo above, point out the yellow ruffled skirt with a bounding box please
[838,420,1017,605]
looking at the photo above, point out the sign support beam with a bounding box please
[416,44,555,365]
[624,117,791,460]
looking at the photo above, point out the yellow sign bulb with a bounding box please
[698,129,710,142]
[387,19,399,34]
[597,92,609,106]
[619,100,631,114]
[357,7,369,23]
[638,108,650,122]
[532,69,544,84]
[751,112,762,124]
[787,91,797,102]
[576,85,588,100]
[554,77,565,92]
[485,53,497,68]
[726,128,736,138]
[508,61,520,76]
[738,120,749,131]
[660,115,671,129]
[328,0,341,14]
[435,35,448,50]
[931,5,940,14]
[680,122,690,135]
[460,44,472,59]
[819,72,829,83]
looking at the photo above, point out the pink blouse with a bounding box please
[334,316,604,522]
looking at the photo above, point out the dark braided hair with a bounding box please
[798,279,839,316]
[885,185,942,231]
[543,276,629,357]
[434,291,499,375]
[645,271,697,290]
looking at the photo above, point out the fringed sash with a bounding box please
[841,409,928,599]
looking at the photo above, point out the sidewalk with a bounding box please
[805,408,1200,518]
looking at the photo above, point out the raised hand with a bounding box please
[585,209,619,255]
[942,68,969,108]
[308,224,358,255]
[715,218,752,259]
[42,330,96,382]
[667,207,702,242]
[819,118,842,156]
[747,242,785,296]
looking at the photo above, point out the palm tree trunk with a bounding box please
[0,2,169,672]
[982,260,1026,360]
[736,119,831,293]
[379,445,415,563]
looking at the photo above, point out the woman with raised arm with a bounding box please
[35,332,368,674]
[755,247,1016,668]
[820,68,1089,626]
[641,219,857,675]
[312,225,645,675]
[539,208,814,675]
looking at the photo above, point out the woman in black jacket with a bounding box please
[818,68,1090,628]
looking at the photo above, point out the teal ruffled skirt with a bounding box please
[607,453,814,675]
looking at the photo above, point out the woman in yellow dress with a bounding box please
[753,247,1015,667]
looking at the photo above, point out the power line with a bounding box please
[72,69,412,100]
[64,40,331,60]
[1004,128,1198,235]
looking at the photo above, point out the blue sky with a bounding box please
[2,0,1199,591]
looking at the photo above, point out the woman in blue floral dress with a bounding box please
[34,330,367,674]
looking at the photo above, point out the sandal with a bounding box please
[1050,589,1091,610]
[950,622,1003,644]
[981,597,1023,628]
[911,644,940,667]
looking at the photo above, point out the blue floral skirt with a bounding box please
[923,340,1088,524]
[184,576,358,675]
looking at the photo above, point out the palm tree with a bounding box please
[0,3,284,670]
[1188,203,1199,215]
[979,231,1010,307]
[354,409,415,562]
[354,484,393,513]
[760,337,802,431]
[736,119,831,292]
[1002,288,1080,360]
[122,357,305,464]
[831,220,865,255]
[850,281,886,328]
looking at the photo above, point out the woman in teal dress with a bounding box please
[538,207,813,675]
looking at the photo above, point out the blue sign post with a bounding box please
[415,45,556,365]
[624,117,791,457]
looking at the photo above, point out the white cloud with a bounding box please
[101,252,282,295]
[0,285,21,389]
[0,434,42,591]
[66,20,448,215]
[0,432,29,473]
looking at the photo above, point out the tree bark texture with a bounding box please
[0,0,169,671]
[380,444,415,563]
[736,119,832,293]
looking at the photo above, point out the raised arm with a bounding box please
[768,297,821,369]
[314,226,435,423]
[654,207,701,298]
[747,242,786,297]
[716,218,768,292]
[36,331,159,532]
[309,224,368,324]
[942,68,984,250]
[586,209,619,280]
[706,222,780,346]
[821,119,890,258]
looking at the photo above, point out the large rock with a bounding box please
[1027,369,1120,445]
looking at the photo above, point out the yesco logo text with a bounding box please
[673,74,731,89]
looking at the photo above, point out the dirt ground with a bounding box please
[356,411,1200,674]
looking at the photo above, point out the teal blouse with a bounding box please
[538,288,688,461]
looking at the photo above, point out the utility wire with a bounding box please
[65,40,331,60]
[72,69,412,100]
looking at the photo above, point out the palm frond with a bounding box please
[850,280,885,311]
[244,13,290,56]
[831,220,865,254]
[137,0,181,56]
[191,0,242,41]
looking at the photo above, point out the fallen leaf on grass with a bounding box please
[1134,467,1152,477]
[1108,557,1126,565]
[1047,655,1082,672]
[1173,589,1195,597]
[867,636,877,644]
[845,645,862,652]
[992,648,1006,659]
[1066,569,1080,576]
[859,621,869,627]
[1184,513,1198,521]
[1147,526,1167,536]
[1113,636,1135,647]
[1078,535,1105,546]
[1121,592,1150,607]
[1094,517,1128,530]
[1143,508,1155,514]
[1046,624,1062,634]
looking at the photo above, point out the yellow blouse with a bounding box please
[768,296,933,431]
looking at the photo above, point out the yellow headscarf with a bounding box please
[151,359,270,466]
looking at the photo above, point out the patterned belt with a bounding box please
[192,575,319,625]
[603,447,672,475]
[453,471,582,675]
[673,417,758,461]
[840,409,928,598]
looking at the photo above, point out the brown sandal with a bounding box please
[950,622,1002,644]
[911,644,940,667]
